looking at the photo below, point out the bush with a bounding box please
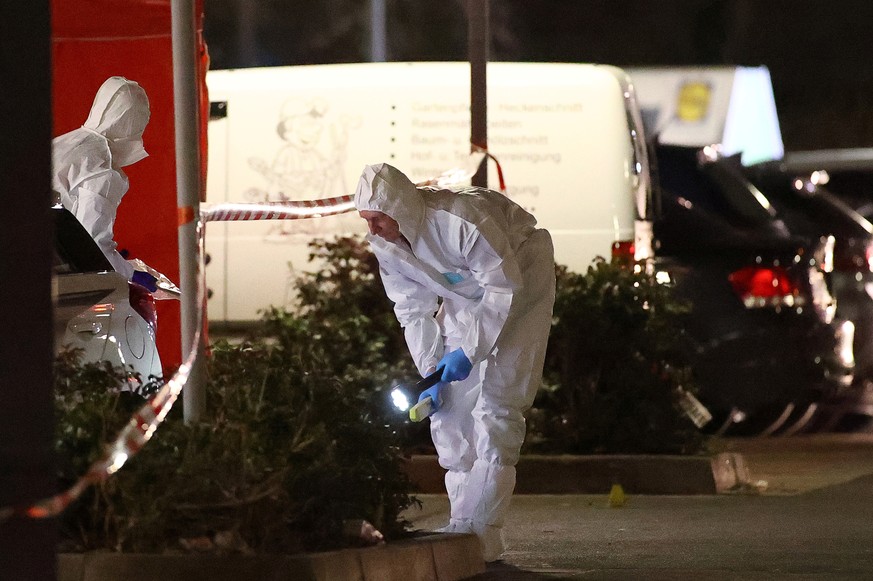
[263,235,431,451]
[289,236,705,455]
[524,258,706,455]
[54,305,418,554]
[290,235,409,369]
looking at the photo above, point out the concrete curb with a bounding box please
[404,452,753,495]
[58,533,485,581]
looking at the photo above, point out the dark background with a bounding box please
[203,0,873,153]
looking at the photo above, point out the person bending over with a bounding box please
[354,162,555,561]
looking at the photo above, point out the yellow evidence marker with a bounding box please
[608,483,626,507]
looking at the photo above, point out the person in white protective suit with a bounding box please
[52,76,157,290]
[355,163,556,561]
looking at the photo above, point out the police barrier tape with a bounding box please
[200,196,356,222]
[0,152,500,523]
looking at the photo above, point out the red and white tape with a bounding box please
[200,196,356,223]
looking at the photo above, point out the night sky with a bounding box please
[203,0,873,151]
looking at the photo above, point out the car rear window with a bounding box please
[53,207,114,274]
[656,146,776,229]
[748,173,873,240]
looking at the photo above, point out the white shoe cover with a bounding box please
[436,519,504,561]
[435,518,473,534]
[472,521,505,562]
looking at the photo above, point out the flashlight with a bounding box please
[390,370,443,422]
[391,388,412,412]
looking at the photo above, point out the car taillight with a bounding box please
[728,265,803,308]
[611,240,635,264]
[129,282,157,331]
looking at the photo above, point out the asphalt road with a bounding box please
[403,434,873,580]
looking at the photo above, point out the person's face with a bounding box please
[359,210,402,242]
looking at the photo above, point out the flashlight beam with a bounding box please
[391,388,411,412]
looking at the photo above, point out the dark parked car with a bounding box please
[652,144,855,435]
[777,149,873,215]
[745,162,873,430]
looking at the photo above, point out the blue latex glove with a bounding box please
[438,348,473,382]
[418,381,448,413]
[131,270,158,292]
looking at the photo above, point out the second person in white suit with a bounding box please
[52,76,156,290]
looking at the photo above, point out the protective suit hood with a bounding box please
[83,76,150,167]
[354,163,425,243]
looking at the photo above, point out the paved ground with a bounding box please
[402,434,873,580]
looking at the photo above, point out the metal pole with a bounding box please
[468,0,489,188]
[237,0,258,66]
[370,0,387,62]
[171,0,206,423]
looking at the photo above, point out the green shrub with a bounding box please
[289,236,704,455]
[266,235,431,452]
[54,320,418,554]
[290,235,409,370]
[524,258,706,455]
[284,236,704,455]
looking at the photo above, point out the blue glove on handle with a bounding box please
[438,348,473,382]
[131,270,158,292]
[418,381,448,413]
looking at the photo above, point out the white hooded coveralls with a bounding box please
[355,163,556,560]
[52,76,151,279]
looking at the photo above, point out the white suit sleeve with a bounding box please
[74,185,134,279]
[459,225,524,363]
[379,264,444,376]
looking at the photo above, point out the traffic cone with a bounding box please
[608,483,626,507]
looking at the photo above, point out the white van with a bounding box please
[205,62,653,323]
